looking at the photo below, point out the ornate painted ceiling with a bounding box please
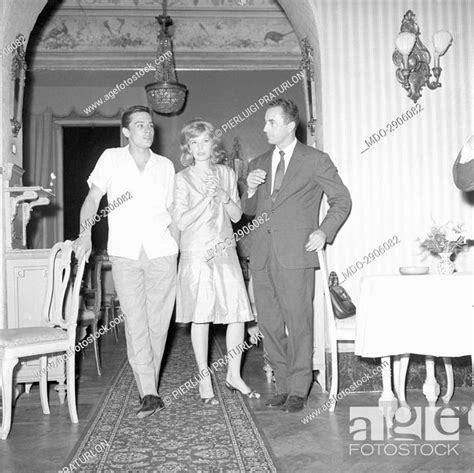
[28,0,301,71]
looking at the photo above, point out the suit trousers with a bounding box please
[252,246,315,397]
[110,248,177,397]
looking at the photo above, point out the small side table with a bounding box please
[355,273,473,418]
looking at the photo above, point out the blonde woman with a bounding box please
[174,119,259,404]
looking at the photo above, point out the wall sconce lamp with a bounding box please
[393,10,453,103]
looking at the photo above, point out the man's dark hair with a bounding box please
[121,105,152,129]
[268,98,299,129]
[268,99,300,130]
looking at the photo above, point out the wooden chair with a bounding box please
[77,258,104,376]
[317,248,356,412]
[0,241,89,440]
[96,255,120,343]
[247,275,274,383]
[78,254,122,376]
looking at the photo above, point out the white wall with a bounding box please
[315,0,473,301]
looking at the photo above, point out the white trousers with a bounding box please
[111,249,177,397]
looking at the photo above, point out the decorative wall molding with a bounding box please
[29,0,300,71]
[62,0,283,12]
[50,106,124,120]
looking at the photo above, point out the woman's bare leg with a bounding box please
[191,322,214,398]
[225,322,252,393]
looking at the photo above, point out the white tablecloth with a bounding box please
[354,273,473,358]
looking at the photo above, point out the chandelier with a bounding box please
[145,0,187,115]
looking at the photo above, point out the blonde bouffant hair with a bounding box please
[179,119,227,167]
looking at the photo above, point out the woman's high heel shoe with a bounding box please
[225,381,261,399]
[198,378,219,406]
[201,396,219,406]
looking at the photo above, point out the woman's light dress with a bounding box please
[174,164,254,324]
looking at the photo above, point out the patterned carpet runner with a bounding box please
[64,327,278,472]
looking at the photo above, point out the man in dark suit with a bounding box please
[242,99,351,413]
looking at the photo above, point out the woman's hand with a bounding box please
[215,188,230,204]
[205,175,218,197]
[205,176,230,203]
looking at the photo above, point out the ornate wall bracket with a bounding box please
[5,187,54,249]
[10,34,27,137]
[300,37,317,143]
[393,10,452,103]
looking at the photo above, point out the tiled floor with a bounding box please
[1,325,472,472]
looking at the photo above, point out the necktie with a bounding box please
[272,150,285,202]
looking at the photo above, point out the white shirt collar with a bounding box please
[275,138,297,159]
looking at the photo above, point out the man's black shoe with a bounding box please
[136,395,164,419]
[155,395,165,411]
[265,393,289,407]
[281,395,306,413]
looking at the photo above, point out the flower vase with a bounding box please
[437,252,455,275]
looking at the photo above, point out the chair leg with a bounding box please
[423,355,440,407]
[103,306,110,328]
[55,380,67,404]
[111,297,119,342]
[113,322,119,342]
[1,357,19,440]
[39,355,50,415]
[263,347,274,383]
[393,355,400,397]
[66,351,78,424]
[263,363,274,384]
[317,364,327,393]
[92,321,102,376]
[379,356,398,425]
[441,357,454,404]
[13,385,22,407]
[328,344,338,412]
[398,354,410,407]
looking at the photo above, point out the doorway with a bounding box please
[62,126,121,250]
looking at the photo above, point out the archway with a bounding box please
[0,0,322,330]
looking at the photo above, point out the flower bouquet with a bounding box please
[419,222,466,274]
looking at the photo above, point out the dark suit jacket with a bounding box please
[242,141,351,270]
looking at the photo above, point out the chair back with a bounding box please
[92,255,112,313]
[317,248,340,405]
[317,249,338,351]
[95,254,114,296]
[42,241,89,335]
